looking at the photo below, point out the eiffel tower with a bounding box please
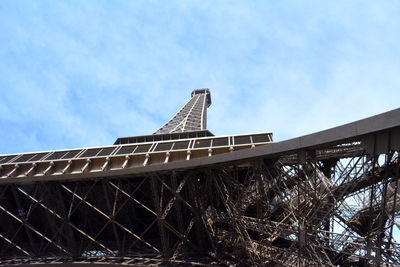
[0,89,399,266]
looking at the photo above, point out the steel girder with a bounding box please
[1,132,399,266]
[200,143,400,265]
[0,171,213,265]
[0,108,400,265]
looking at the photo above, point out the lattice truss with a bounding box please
[0,136,399,266]
[0,171,214,265]
[154,89,211,134]
[0,91,399,266]
[201,144,400,266]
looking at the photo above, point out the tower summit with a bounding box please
[154,89,211,134]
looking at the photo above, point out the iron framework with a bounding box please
[154,89,211,134]
[0,89,399,266]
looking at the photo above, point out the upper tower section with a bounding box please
[154,89,211,134]
[191,89,211,107]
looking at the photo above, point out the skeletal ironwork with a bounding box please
[0,89,399,266]
[154,88,211,134]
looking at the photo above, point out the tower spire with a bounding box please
[154,89,211,134]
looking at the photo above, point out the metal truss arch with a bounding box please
[0,89,400,266]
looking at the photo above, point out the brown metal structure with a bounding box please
[0,89,399,266]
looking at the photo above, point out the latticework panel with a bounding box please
[200,146,400,265]
[0,172,212,265]
[154,89,211,134]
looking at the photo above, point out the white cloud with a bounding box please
[0,1,399,153]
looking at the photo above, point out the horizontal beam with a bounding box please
[0,108,399,184]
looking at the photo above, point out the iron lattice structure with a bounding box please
[154,89,211,134]
[0,89,399,266]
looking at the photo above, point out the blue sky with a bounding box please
[1,1,400,154]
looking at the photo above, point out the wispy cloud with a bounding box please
[0,1,399,153]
